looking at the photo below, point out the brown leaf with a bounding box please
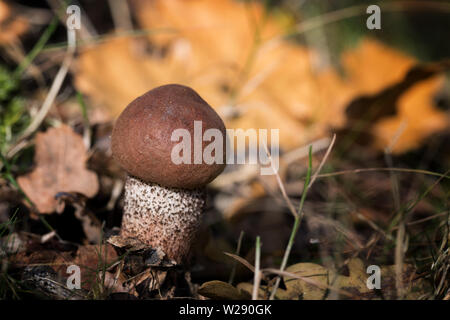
[236,282,271,299]
[283,261,338,300]
[17,125,99,213]
[49,244,118,292]
[12,243,118,292]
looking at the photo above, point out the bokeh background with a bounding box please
[0,0,449,300]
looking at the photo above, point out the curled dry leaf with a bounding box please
[98,270,136,295]
[17,125,99,213]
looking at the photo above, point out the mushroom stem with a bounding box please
[120,176,206,264]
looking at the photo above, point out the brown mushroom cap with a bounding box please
[111,84,226,189]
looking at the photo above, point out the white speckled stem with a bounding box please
[120,176,206,264]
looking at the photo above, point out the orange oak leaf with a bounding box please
[17,125,99,213]
[341,40,449,153]
[372,76,448,153]
[341,38,416,96]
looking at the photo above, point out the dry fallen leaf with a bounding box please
[198,280,251,300]
[67,244,118,290]
[17,125,99,213]
[9,240,118,290]
[341,39,416,96]
[372,76,448,153]
[236,282,273,300]
[281,258,429,300]
[341,40,449,153]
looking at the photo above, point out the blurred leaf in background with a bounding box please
[75,0,449,153]
[0,1,28,45]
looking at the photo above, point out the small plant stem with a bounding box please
[269,146,313,300]
[228,231,244,285]
[252,236,261,300]
[395,218,406,299]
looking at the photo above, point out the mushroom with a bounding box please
[111,84,226,264]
